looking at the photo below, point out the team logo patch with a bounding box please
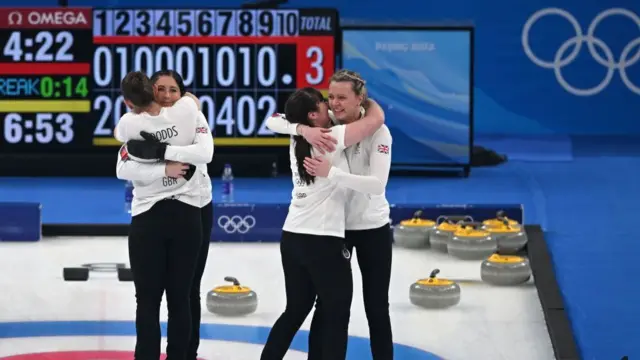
[119,146,129,161]
[377,144,389,154]
[196,126,208,134]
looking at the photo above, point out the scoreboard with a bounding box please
[0,7,338,153]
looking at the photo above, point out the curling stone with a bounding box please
[393,210,436,248]
[485,221,528,254]
[409,269,460,309]
[206,276,258,316]
[482,211,527,254]
[481,254,532,285]
[447,223,497,260]
[430,215,472,252]
[482,210,519,229]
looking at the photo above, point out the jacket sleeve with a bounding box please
[115,145,166,181]
[327,127,391,195]
[163,112,214,165]
[265,113,299,135]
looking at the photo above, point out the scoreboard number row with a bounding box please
[94,10,299,37]
[92,44,324,88]
[93,45,277,88]
[93,94,277,137]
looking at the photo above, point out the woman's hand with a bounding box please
[303,156,332,178]
[165,161,189,178]
[299,126,337,154]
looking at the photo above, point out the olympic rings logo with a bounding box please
[522,8,640,96]
[217,215,256,234]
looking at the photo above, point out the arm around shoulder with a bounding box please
[343,99,385,148]
[182,92,201,111]
[164,112,213,165]
[265,114,300,136]
[170,94,200,118]
[364,99,385,123]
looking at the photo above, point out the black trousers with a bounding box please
[308,223,393,360]
[261,231,353,360]
[188,201,213,359]
[128,199,203,360]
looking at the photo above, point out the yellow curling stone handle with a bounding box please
[213,285,252,293]
[487,224,521,233]
[436,222,459,231]
[213,276,251,293]
[487,254,525,263]
[400,210,435,227]
[417,278,454,286]
[400,218,435,227]
[417,268,454,286]
[483,210,520,228]
[453,224,489,237]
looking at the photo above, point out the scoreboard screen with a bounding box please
[0,7,338,153]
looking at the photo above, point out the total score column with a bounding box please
[0,8,94,152]
[294,8,336,95]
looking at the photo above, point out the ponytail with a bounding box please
[294,136,315,185]
[284,87,325,186]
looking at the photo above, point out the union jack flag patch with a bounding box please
[377,144,389,154]
[120,146,129,161]
[196,126,208,134]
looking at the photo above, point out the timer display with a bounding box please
[1,30,92,63]
[4,113,74,145]
[40,76,89,99]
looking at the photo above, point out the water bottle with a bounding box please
[124,180,134,214]
[221,164,234,203]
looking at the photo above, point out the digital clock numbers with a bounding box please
[2,31,74,62]
[3,113,74,144]
[40,76,89,99]
[1,30,92,63]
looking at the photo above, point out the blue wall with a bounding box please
[37,0,640,135]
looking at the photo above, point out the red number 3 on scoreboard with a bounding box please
[296,37,334,89]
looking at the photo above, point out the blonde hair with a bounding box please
[329,69,369,109]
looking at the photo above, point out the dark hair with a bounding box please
[121,71,155,109]
[285,87,324,186]
[150,70,186,96]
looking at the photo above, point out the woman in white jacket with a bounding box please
[266,70,393,360]
[115,70,213,360]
